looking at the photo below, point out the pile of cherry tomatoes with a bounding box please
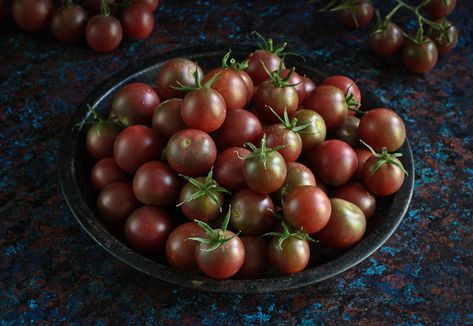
[2,0,159,52]
[84,34,408,279]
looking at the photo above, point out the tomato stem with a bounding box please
[100,0,110,16]
[359,139,408,178]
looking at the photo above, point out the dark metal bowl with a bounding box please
[59,45,414,293]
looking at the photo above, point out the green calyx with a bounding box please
[188,205,239,252]
[252,31,287,55]
[172,64,220,91]
[243,134,287,169]
[360,139,408,179]
[262,218,315,251]
[177,168,231,209]
[267,106,317,135]
[76,104,125,133]
[221,50,249,70]
[261,59,301,89]
[100,0,111,16]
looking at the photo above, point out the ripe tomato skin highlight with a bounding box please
[179,177,224,222]
[86,123,122,161]
[97,182,139,226]
[358,108,406,152]
[246,49,282,86]
[91,157,129,191]
[268,237,310,275]
[121,3,154,40]
[354,148,372,180]
[370,22,405,56]
[278,162,316,200]
[253,80,299,123]
[362,156,405,196]
[301,76,316,99]
[165,222,206,273]
[331,182,376,219]
[424,0,456,19]
[283,186,331,234]
[339,1,374,28]
[304,85,348,130]
[402,38,438,74]
[321,75,361,103]
[195,230,245,279]
[243,151,287,193]
[316,198,366,249]
[230,188,275,235]
[334,116,360,148]
[156,58,203,100]
[12,0,54,32]
[50,4,88,43]
[214,147,251,192]
[236,236,269,279]
[152,99,186,141]
[214,109,262,150]
[181,88,226,133]
[166,129,217,177]
[113,125,162,173]
[133,161,179,206]
[202,68,249,111]
[236,70,255,104]
[290,110,327,152]
[264,124,302,163]
[125,206,173,256]
[112,83,160,126]
[85,15,123,52]
[310,140,358,186]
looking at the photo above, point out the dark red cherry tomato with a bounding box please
[230,188,275,235]
[166,129,217,177]
[50,4,88,43]
[304,85,348,129]
[253,80,299,123]
[236,69,254,103]
[335,116,360,147]
[133,161,179,206]
[281,68,306,104]
[331,182,376,219]
[91,157,129,191]
[214,109,262,150]
[402,38,438,73]
[354,148,372,180]
[316,198,366,249]
[125,206,173,256]
[321,75,361,104]
[424,0,456,19]
[237,236,269,279]
[121,3,154,40]
[179,177,224,222]
[202,68,249,111]
[132,0,159,12]
[113,125,162,173]
[86,15,123,52]
[97,182,139,226]
[268,237,310,275]
[156,58,203,100]
[214,147,251,192]
[86,123,122,161]
[12,0,54,32]
[283,186,331,234]
[278,162,316,199]
[339,1,374,28]
[309,140,358,186]
[246,49,282,86]
[181,88,226,133]
[165,222,206,273]
[112,83,160,126]
[428,19,458,54]
[291,110,327,152]
[362,155,405,196]
[301,76,316,99]
[264,124,302,162]
[151,99,186,141]
[358,108,406,152]
[370,22,405,56]
[84,0,120,15]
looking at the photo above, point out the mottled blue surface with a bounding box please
[1,0,472,324]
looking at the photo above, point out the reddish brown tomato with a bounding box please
[50,4,88,43]
[362,156,405,196]
[152,99,186,141]
[428,19,458,54]
[278,162,316,199]
[370,22,405,56]
[331,182,376,219]
[12,0,54,32]
[424,0,456,19]
[181,88,226,132]
[236,236,269,279]
[113,125,162,173]
[268,237,310,275]
[281,69,306,104]
[402,38,438,74]
[132,0,159,12]
[86,123,122,161]
[264,124,302,162]
[291,110,327,152]
[321,75,361,104]
[121,4,154,40]
[243,151,287,194]
[179,177,224,222]
[97,182,139,226]
[85,15,123,52]
[301,76,316,99]
[304,85,348,129]
[236,70,255,103]
[246,49,282,86]
[253,80,299,123]
[214,147,251,192]
[214,109,262,149]
[202,68,249,111]
[125,206,173,256]
[339,1,374,28]
[354,148,372,180]
[91,157,129,191]
[335,116,360,148]
[166,129,217,177]
[156,58,203,100]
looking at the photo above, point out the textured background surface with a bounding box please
[1,0,472,324]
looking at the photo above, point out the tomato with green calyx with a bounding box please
[156,58,203,100]
[236,236,269,279]
[214,147,251,192]
[281,68,306,104]
[402,38,438,73]
[370,22,405,56]
[278,162,316,200]
[86,121,123,161]
[424,0,456,19]
[152,99,186,141]
[91,157,129,191]
[85,1,123,53]
[428,19,458,54]
[354,148,372,180]
[331,182,376,219]
[339,0,374,28]
[290,110,326,152]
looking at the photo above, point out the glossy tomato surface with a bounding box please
[152,99,186,141]
[156,58,203,99]
[264,124,302,162]
[304,85,347,129]
[86,123,122,161]
[236,236,269,279]
[165,222,205,273]
[214,147,251,192]
[12,0,54,32]
[203,68,249,111]
[362,155,405,196]
[91,157,129,191]
[243,150,287,193]
[181,88,226,132]
[370,22,405,56]
[278,162,316,199]
[97,182,139,226]
[246,49,282,86]
[291,110,327,152]
[50,4,88,43]
[86,15,123,52]
[332,182,376,219]
[402,38,438,74]
[268,237,310,275]
[214,109,262,149]
[253,80,299,123]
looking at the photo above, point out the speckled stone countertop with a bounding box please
[1,1,472,324]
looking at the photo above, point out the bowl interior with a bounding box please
[59,45,414,293]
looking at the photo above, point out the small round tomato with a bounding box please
[125,206,173,256]
[309,140,358,186]
[281,68,306,104]
[214,109,262,149]
[121,3,154,40]
[236,236,269,279]
[214,147,251,192]
[86,123,122,161]
[304,85,348,129]
[370,22,405,56]
[165,222,205,273]
[278,162,316,199]
[424,0,456,19]
[268,236,310,275]
[236,69,255,103]
[358,108,406,152]
[291,110,327,152]
[246,49,282,86]
[428,19,458,54]
[181,88,226,133]
[85,15,123,52]
[156,58,203,100]
[253,80,299,123]
[354,148,372,180]
[402,38,438,73]
[339,0,374,28]
[152,99,186,141]
[50,4,88,43]
[97,182,139,226]
[12,0,54,32]
[202,68,249,111]
[321,75,361,104]
[91,157,129,191]
[112,83,160,126]
[316,198,366,249]
[132,0,159,12]
[335,116,360,147]
[332,182,376,219]
[113,125,162,173]
[166,129,217,177]
[283,186,331,234]
[301,76,316,99]
[264,124,302,162]
[362,154,405,196]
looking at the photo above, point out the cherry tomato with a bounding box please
[402,38,438,73]
[424,0,456,19]
[246,49,282,86]
[358,108,406,152]
[85,15,123,52]
[165,222,206,273]
[133,161,179,206]
[301,76,316,99]
[253,80,299,123]
[321,75,361,104]
[370,22,405,56]
[428,19,458,54]
[112,83,160,126]
[202,68,249,111]
[291,110,327,152]
[91,157,129,191]
[362,155,405,196]
[281,68,306,104]
[214,147,251,192]
[264,124,302,162]
[166,129,216,177]
[50,4,88,43]
[214,109,262,150]
[121,3,154,40]
[97,182,139,226]
[335,116,360,147]
[278,162,316,199]
[309,140,358,186]
[268,237,310,275]
[230,188,275,235]
[84,0,120,16]
[179,177,224,222]
[236,236,269,279]
[113,125,162,173]
[156,58,203,100]
[339,1,374,28]
[316,198,366,249]
[354,148,372,180]
[151,99,186,141]
[304,85,348,129]
[132,0,159,12]
[331,182,376,219]
[86,123,122,161]
[283,186,331,234]
[235,69,254,103]
[125,206,173,256]
[12,0,54,32]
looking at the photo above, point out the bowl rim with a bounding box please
[58,44,415,293]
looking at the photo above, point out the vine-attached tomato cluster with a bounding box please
[5,0,159,52]
[83,33,408,279]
